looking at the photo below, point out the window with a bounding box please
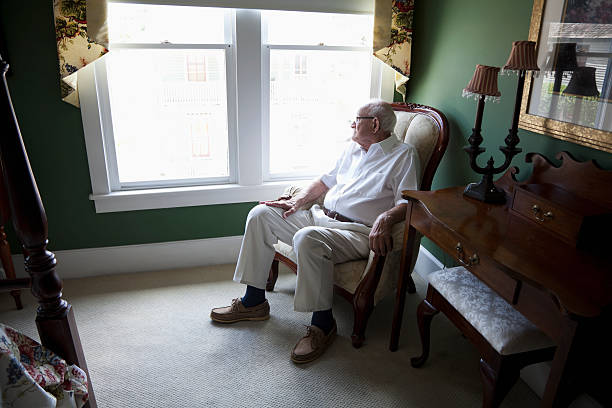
[79,3,392,212]
[104,4,232,188]
[263,11,374,179]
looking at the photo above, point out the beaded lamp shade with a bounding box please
[463,65,501,101]
[503,41,539,72]
[563,66,600,98]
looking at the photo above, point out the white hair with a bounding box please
[361,99,397,135]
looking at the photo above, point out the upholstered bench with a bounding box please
[411,266,556,408]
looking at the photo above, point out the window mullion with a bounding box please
[225,10,238,183]
[235,9,263,186]
[261,33,271,181]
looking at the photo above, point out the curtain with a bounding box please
[53,0,108,107]
[373,0,414,98]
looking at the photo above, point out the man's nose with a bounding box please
[351,121,356,128]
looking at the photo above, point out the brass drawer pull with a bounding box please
[456,242,479,266]
[531,204,554,222]
[469,253,480,265]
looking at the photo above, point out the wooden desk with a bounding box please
[390,152,612,408]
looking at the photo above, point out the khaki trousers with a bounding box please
[234,204,371,312]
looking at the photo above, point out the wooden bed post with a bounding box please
[0,57,97,407]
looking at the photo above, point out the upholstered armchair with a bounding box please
[266,103,449,348]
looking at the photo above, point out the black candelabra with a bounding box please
[463,41,539,204]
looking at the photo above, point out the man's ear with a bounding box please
[372,117,380,133]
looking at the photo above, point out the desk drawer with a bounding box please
[511,184,612,248]
[427,220,518,303]
[512,186,582,243]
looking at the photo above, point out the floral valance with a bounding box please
[53,0,108,107]
[373,0,414,97]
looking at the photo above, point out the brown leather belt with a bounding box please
[323,207,355,223]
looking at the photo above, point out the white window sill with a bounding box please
[89,181,307,213]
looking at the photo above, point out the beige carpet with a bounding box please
[0,264,540,407]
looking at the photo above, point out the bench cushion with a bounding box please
[428,267,554,355]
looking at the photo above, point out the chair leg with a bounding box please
[350,296,373,349]
[350,255,387,349]
[479,358,520,408]
[266,259,279,291]
[410,299,439,368]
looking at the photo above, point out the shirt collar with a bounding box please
[376,134,400,155]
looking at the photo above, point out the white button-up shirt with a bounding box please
[319,135,420,227]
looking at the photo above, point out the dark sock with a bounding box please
[311,309,334,334]
[241,285,265,307]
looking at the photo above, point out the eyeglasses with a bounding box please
[354,116,375,123]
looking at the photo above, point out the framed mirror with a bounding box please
[519,0,612,153]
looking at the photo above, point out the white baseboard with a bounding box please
[12,240,441,282]
[412,245,444,282]
[11,236,244,280]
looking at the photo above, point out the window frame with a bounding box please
[78,6,393,213]
[98,8,237,190]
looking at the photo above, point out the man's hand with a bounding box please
[260,197,301,219]
[369,213,394,256]
[368,203,407,256]
[260,180,329,220]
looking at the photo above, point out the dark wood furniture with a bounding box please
[0,172,22,309]
[391,151,612,407]
[412,266,556,407]
[266,102,449,347]
[0,56,97,407]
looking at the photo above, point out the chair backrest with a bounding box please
[391,103,449,191]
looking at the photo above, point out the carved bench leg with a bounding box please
[411,298,439,367]
[266,259,279,291]
[479,358,520,408]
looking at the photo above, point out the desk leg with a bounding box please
[389,200,418,352]
[541,318,579,408]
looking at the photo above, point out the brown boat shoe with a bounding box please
[291,320,337,364]
[210,298,270,323]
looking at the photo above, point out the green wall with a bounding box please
[405,0,612,264]
[1,1,611,254]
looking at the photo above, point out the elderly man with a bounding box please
[211,100,420,363]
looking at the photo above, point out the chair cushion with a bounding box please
[274,241,367,295]
[428,267,554,355]
[273,220,408,304]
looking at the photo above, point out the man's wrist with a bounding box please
[292,198,303,209]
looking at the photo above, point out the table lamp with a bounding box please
[463,41,539,204]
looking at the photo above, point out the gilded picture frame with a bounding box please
[519,0,612,153]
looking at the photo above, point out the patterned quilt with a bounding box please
[0,323,88,408]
